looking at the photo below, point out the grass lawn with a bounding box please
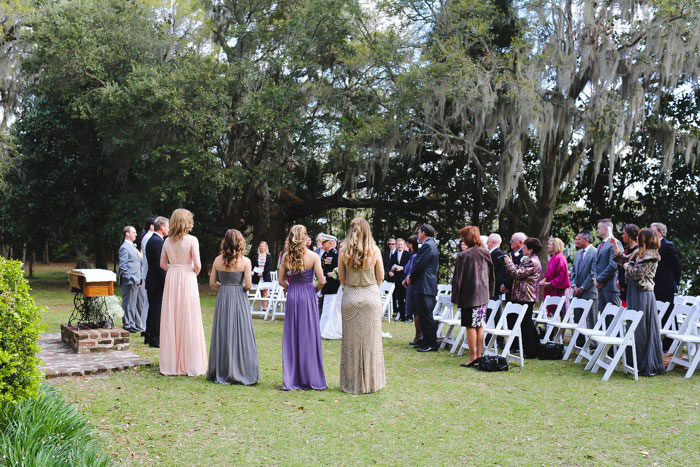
[28,263,699,465]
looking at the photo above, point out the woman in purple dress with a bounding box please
[278,225,327,390]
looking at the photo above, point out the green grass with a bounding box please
[0,385,110,466]
[28,265,700,465]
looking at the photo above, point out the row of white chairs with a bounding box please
[248,281,287,320]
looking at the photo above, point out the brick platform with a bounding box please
[40,333,151,378]
[61,324,129,353]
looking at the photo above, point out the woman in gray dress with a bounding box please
[612,228,665,376]
[207,229,260,385]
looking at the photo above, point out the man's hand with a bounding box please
[594,279,604,290]
[406,277,412,286]
[388,271,394,277]
[573,287,582,297]
[500,285,508,293]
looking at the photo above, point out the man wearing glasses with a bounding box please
[384,238,397,283]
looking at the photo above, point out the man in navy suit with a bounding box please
[593,218,623,314]
[389,238,412,321]
[651,222,682,346]
[407,224,439,352]
[144,216,169,348]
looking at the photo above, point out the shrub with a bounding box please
[0,384,111,466]
[0,257,43,403]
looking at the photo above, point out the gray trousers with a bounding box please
[121,281,139,331]
[136,284,148,332]
[598,289,621,317]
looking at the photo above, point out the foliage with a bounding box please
[0,384,111,466]
[0,257,42,403]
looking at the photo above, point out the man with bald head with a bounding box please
[487,234,507,301]
[501,232,526,302]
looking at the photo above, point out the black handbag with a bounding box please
[538,342,564,360]
[473,355,509,372]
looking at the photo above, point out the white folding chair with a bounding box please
[574,304,624,365]
[483,302,528,367]
[268,284,287,321]
[656,301,670,322]
[660,302,691,341]
[586,309,644,381]
[455,299,501,355]
[438,303,462,351]
[548,298,592,357]
[533,296,565,339]
[379,281,395,322]
[434,294,455,335]
[250,281,274,318]
[666,304,700,378]
[270,271,278,281]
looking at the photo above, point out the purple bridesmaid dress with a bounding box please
[282,268,327,390]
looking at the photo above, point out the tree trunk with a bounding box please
[28,251,35,279]
[43,241,50,264]
[75,243,90,269]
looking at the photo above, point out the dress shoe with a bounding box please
[409,338,423,346]
[417,346,437,352]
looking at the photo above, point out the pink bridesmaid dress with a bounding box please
[159,234,208,376]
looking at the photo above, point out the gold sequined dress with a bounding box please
[340,264,386,394]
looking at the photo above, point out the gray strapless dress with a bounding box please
[207,271,260,385]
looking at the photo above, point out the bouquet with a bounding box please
[99,295,124,321]
[330,267,339,281]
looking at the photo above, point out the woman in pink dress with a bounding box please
[541,237,571,318]
[159,208,208,376]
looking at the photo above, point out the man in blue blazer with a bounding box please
[571,230,598,330]
[593,219,622,314]
[407,224,440,352]
[119,226,143,333]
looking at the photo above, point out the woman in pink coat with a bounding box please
[541,237,571,317]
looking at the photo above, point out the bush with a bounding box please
[0,384,111,466]
[0,257,43,403]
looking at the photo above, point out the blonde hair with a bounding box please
[283,225,307,273]
[169,208,194,241]
[221,229,246,268]
[257,241,269,254]
[549,237,565,255]
[340,218,376,269]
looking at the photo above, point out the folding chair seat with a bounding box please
[666,304,700,378]
[455,299,501,355]
[574,303,624,365]
[379,281,395,322]
[483,302,528,367]
[586,309,644,381]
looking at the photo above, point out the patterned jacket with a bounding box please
[505,255,542,303]
[613,249,660,292]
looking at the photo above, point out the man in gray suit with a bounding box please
[593,218,622,314]
[571,230,598,330]
[136,217,156,334]
[119,226,143,333]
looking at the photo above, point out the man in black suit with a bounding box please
[389,238,412,321]
[487,233,508,300]
[144,216,169,348]
[319,234,340,318]
[407,224,439,352]
[651,222,682,346]
[383,238,397,282]
[501,232,526,301]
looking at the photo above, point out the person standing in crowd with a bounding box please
[137,217,156,335]
[383,238,397,282]
[501,232,526,300]
[460,240,467,251]
[403,235,421,345]
[159,209,207,376]
[571,231,598,329]
[487,234,507,301]
[504,237,542,358]
[118,226,143,333]
[617,224,640,307]
[540,237,570,318]
[318,234,340,318]
[208,229,259,385]
[611,228,665,376]
[650,222,682,346]
[593,218,622,313]
[250,241,272,301]
[144,216,169,348]
[313,234,323,256]
[305,235,313,250]
[279,225,327,391]
[451,226,494,367]
[389,238,411,321]
[338,217,386,394]
[407,224,439,352]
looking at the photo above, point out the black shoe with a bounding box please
[140,331,147,337]
[409,338,423,346]
[417,346,437,352]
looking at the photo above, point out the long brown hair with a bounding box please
[341,217,376,269]
[283,225,307,273]
[169,208,194,241]
[637,228,660,257]
[221,229,246,268]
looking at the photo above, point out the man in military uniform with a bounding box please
[318,234,340,318]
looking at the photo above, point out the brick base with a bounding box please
[61,324,129,353]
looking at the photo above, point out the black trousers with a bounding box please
[507,301,539,358]
[393,282,407,320]
[145,290,162,346]
[414,294,437,347]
